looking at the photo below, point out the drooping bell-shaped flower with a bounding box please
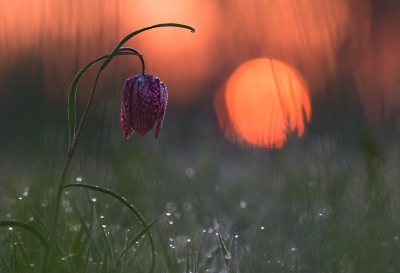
[121,74,168,139]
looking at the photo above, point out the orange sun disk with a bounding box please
[215,58,311,148]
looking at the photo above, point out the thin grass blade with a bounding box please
[64,183,157,272]
[68,54,109,148]
[0,220,48,248]
[299,214,322,270]
[0,250,12,273]
[13,230,33,273]
[82,243,91,273]
[115,212,165,263]
[217,233,231,269]
[185,240,190,273]
[99,218,113,262]
[251,214,267,262]
[70,200,102,261]
[122,229,130,272]
[100,249,108,273]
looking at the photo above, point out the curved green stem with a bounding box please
[42,23,194,273]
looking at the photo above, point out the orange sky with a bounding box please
[1,0,400,144]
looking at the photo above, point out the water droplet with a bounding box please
[8,227,13,231]
[100,215,104,219]
[29,217,34,222]
[61,257,66,261]
[260,226,265,230]
[65,207,73,213]
[224,254,231,260]
[91,198,97,202]
[239,201,247,208]
[169,221,173,225]
[169,237,173,241]
[102,225,106,228]
[6,214,11,218]
[393,236,399,241]
[166,211,171,216]
[291,247,297,251]
[319,213,323,216]
[187,238,191,243]
[76,177,82,182]
[190,29,195,33]
[64,191,69,195]
[18,197,22,200]
[29,264,35,267]
[185,167,195,177]
[215,232,219,236]
[235,234,239,238]
[202,229,206,233]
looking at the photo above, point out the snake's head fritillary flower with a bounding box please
[121,74,168,139]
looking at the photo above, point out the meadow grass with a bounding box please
[1,108,400,272]
[1,24,400,273]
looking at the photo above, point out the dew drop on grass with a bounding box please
[166,211,171,216]
[8,227,12,231]
[235,233,239,238]
[76,177,82,182]
[100,214,104,219]
[91,198,97,202]
[169,221,173,225]
[291,247,297,251]
[64,191,69,195]
[202,229,206,233]
[215,232,219,236]
[260,226,265,230]
[102,225,106,228]
[18,197,22,200]
[187,238,191,243]
[224,254,231,260]
[6,214,11,218]
[29,217,34,222]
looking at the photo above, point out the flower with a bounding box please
[121,74,168,139]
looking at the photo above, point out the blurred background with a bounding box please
[1,0,400,272]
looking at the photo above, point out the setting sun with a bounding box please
[215,58,311,148]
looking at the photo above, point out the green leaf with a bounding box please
[108,23,195,62]
[68,54,109,149]
[217,232,231,269]
[70,199,102,261]
[82,244,91,273]
[63,183,158,273]
[185,240,190,273]
[0,220,48,248]
[299,214,322,270]
[13,230,33,273]
[99,218,113,262]
[114,213,165,267]
[100,249,108,273]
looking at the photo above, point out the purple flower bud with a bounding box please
[121,74,168,139]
